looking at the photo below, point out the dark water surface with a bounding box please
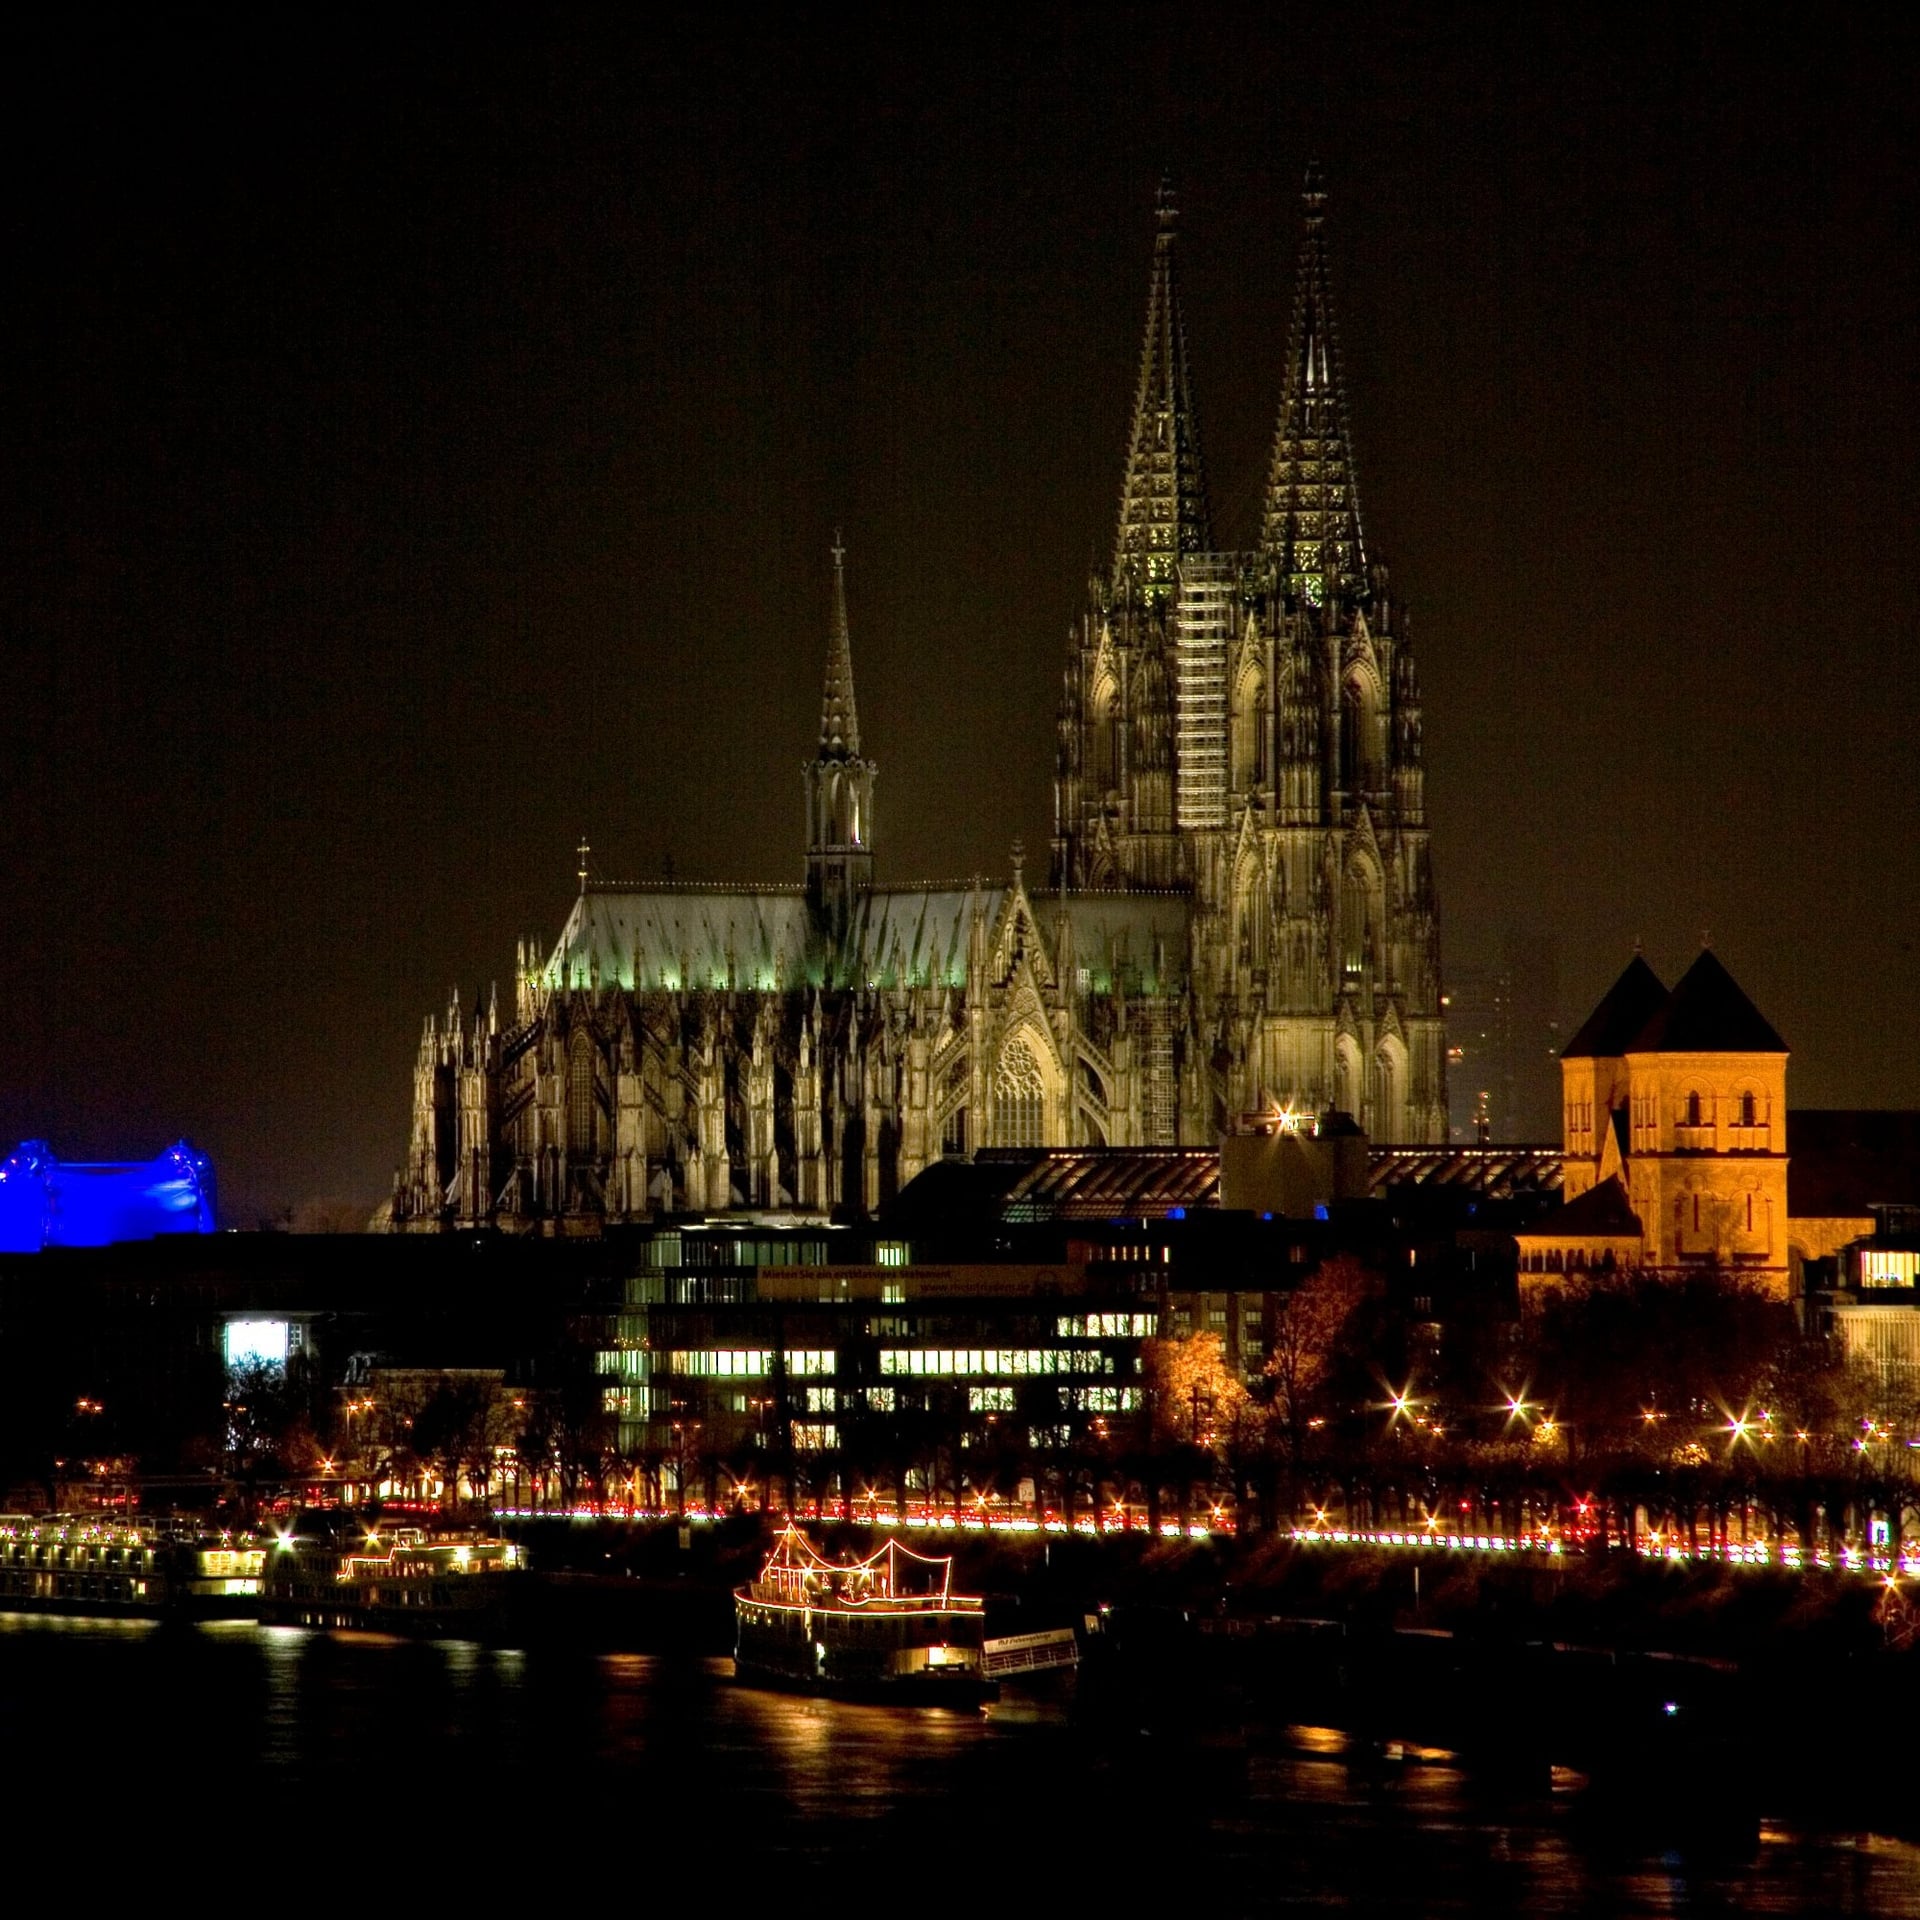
[2,1613,1915,1915]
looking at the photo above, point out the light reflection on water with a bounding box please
[0,1616,1915,1915]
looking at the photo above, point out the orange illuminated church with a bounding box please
[1517,948,1864,1298]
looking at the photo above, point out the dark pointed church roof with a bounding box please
[1628,948,1787,1054]
[1112,178,1212,603]
[818,535,861,758]
[1561,954,1669,1059]
[1521,1174,1644,1242]
[1260,164,1367,608]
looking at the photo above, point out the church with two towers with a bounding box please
[389,172,1448,1231]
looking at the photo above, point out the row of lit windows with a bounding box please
[1062,1386,1141,1412]
[660,1349,837,1378]
[878,1348,1119,1378]
[793,1423,838,1451]
[1055,1313,1156,1338]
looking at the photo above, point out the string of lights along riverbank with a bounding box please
[388,170,1446,1233]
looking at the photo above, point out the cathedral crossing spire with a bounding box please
[1261,164,1368,610]
[1112,176,1212,605]
[806,535,875,927]
[819,528,861,758]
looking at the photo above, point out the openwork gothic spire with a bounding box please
[806,534,875,927]
[819,530,861,757]
[1260,164,1368,609]
[1112,178,1212,604]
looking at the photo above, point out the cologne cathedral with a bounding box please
[388,172,1446,1231]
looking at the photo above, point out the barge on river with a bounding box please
[734,1527,989,1701]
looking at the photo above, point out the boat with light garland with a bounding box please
[733,1526,990,1701]
[258,1518,524,1635]
[0,1513,265,1618]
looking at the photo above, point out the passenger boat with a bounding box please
[734,1526,989,1700]
[257,1520,524,1636]
[0,1514,265,1617]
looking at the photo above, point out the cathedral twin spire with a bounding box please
[1110,167,1369,609]
[1260,163,1368,609]
[1111,179,1212,604]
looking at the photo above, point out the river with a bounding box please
[2,1612,1915,1914]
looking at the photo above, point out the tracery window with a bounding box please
[568,1029,596,1157]
[1090,674,1119,795]
[992,1034,1047,1149]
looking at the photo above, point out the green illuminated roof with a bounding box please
[544,883,1193,998]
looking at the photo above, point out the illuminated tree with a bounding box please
[1144,1331,1249,1452]
[1142,1331,1252,1527]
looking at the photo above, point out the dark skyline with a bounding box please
[3,9,1915,1216]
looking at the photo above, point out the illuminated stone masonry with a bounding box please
[1518,948,1877,1298]
[1050,169,1445,1144]
[388,171,1446,1232]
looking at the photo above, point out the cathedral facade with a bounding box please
[388,173,1447,1233]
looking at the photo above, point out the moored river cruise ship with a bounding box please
[259,1521,524,1634]
[0,1515,264,1616]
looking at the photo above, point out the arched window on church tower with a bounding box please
[568,1029,596,1159]
[1335,1032,1364,1122]
[1340,860,1376,985]
[1339,669,1381,794]
[992,1032,1047,1148]
[1230,662,1264,794]
[1090,670,1119,797]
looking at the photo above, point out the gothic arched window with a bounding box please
[992,1033,1047,1149]
[1340,862,1375,982]
[568,1029,596,1158]
[1231,664,1264,794]
[1090,671,1119,796]
[1340,671,1380,794]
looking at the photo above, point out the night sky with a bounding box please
[3,9,1915,1217]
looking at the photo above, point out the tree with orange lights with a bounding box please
[1142,1331,1251,1529]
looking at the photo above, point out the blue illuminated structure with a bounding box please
[0,1140,217,1253]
